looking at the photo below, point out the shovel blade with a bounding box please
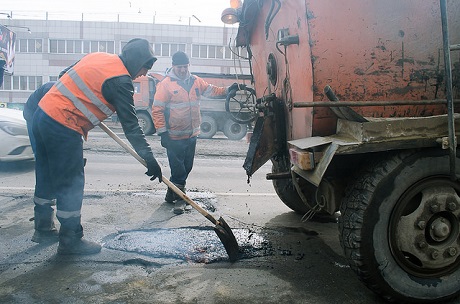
[213,217,239,262]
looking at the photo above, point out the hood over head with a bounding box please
[120,38,157,78]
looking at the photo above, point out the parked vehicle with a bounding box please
[0,108,33,162]
[133,72,253,140]
[222,0,460,302]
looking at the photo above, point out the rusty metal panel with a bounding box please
[289,114,460,157]
[337,115,460,143]
[306,0,460,120]
[243,116,277,177]
[238,0,314,140]
[237,0,460,139]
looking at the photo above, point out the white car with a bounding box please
[0,108,34,162]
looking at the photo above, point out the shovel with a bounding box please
[98,122,240,262]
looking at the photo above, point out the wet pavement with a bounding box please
[103,227,271,263]
[1,129,458,303]
[0,184,384,304]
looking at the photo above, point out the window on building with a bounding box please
[223,46,249,60]
[50,39,67,53]
[161,44,170,56]
[216,47,224,59]
[224,47,232,59]
[199,45,207,58]
[208,46,216,59]
[192,45,199,58]
[20,76,28,91]
[107,41,114,53]
[191,44,237,60]
[12,76,19,90]
[28,76,36,91]
[75,40,82,53]
[90,41,99,53]
[49,39,115,54]
[67,40,75,53]
[170,44,184,55]
[153,43,186,57]
[0,75,43,91]
[83,41,90,53]
[28,40,35,53]
[16,39,43,53]
[57,40,66,53]
[1,75,11,90]
[19,40,27,53]
[50,40,58,53]
[236,47,249,59]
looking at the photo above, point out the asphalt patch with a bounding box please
[102,227,273,263]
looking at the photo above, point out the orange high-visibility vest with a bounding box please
[39,52,129,138]
[152,76,227,140]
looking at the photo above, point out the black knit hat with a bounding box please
[172,51,189,66]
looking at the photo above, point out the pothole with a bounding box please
[102,227,273,263]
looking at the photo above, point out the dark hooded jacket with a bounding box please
[96,38,156,162]
[44,38,157,163]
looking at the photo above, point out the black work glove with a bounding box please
[228,83,246,93]
[145,158,162,182]
[160,132,169,148]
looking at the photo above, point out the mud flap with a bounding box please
[243,97,286,177]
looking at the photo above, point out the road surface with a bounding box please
[0,125,448,303]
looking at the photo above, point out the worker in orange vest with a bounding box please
[32,38,162,255]
[152,51,244,214]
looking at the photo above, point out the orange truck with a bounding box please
[132,72,252,140]
[222,0,460,302]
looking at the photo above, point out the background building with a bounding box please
[0,16,250,108]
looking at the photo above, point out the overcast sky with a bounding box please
[1,0,232,27]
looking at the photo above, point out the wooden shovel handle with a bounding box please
[98,122,218,225]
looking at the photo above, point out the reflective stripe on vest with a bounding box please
[169,127,201,137]
[56,68,114,127]
[38,53,128,138]
[167,101,199,109]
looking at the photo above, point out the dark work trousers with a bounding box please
[32,108,85,231]
[166,136,197,186]
[26,120,36,155]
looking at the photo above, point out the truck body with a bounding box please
[133,72,252,140]
[228,0,460,302]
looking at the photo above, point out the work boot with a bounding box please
[164,183,185,203]
[172,184,187,214]
[173,199,187,215]
[164,187,175,204]
[57,225,101,255]
[31,211,59,244]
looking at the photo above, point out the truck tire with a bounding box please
[339,149,460,303]
[199,115,217,139]
[137,112,155,135]
[271,158,312,214]
[223,119,247,140]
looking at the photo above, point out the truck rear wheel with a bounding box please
[339,149,460,303]
[199,115,217,139]
[223,119,247,140]
[271,158,312,214]
[137,112,155,135]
